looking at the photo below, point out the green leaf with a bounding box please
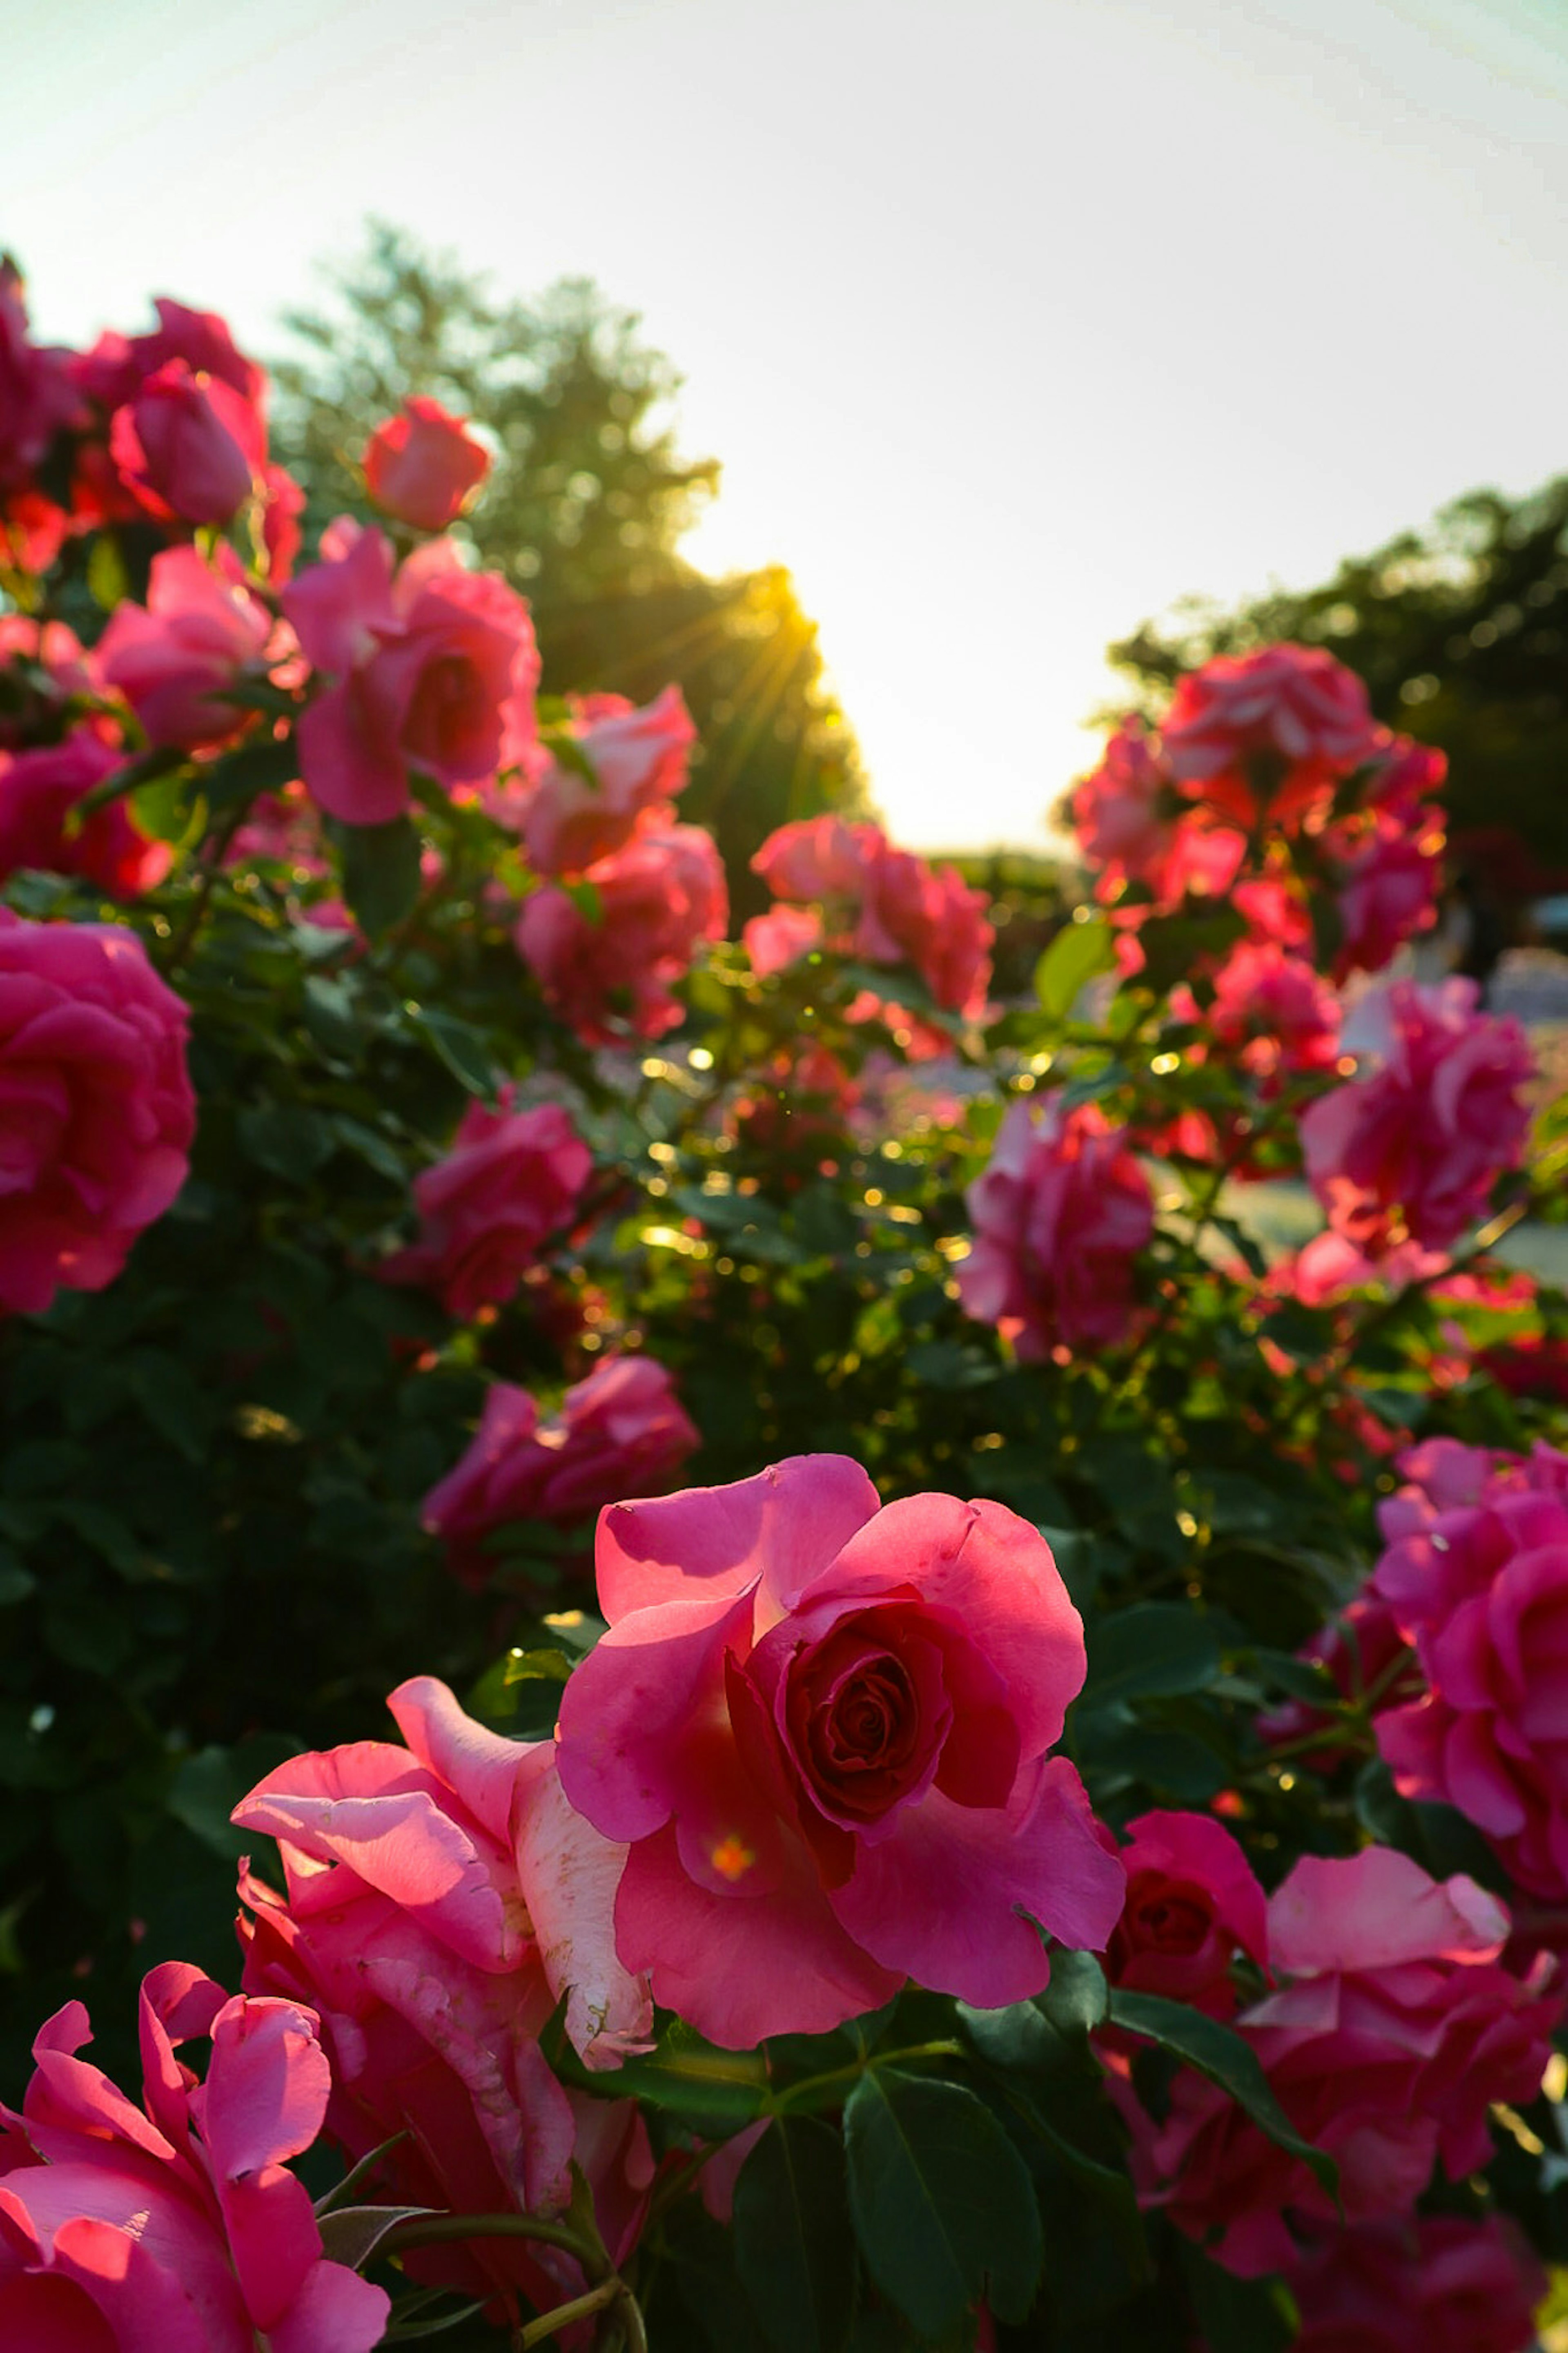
[1035,916,1115,1020]
[1105,1989,1337,2197]
[1179,2241,1298,2353]
[237,1104,336,1184]
[844,2070,1043,2337]
[733,2117,855,2353]
[1079,1604,1221,1712]
[402,1003,495,1095]
[340,814,423,936]
[557,2018,769,2137]
[168,1735,301,1861]
[87,532,129,612]
[132,769,203,846]
[204,729,301,812]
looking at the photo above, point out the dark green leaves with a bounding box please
[734,2117,856,2353]
[1106,1989,1337,2197]
[1079,1603,1221,1711]
[339,813,423,936]
[844,2071,1042,2339]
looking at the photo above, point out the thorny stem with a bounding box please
[157,799,253,975]
[769,2037,964,2115]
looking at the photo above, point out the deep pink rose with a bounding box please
[742,902,824,978]
[1300,979,1535,1251]
[1071,723,1246,911]
[259,462,306,584]
[1105,1811,1268,2019]
[234,1677,650,2321]
[0,730,168,899]
[556,1457,1126,2047]
[751,815,876,903]
[1330,807,1444,978]
[364,395,490,531]
[0,1963,388,2352]
[108,359,265,527]
[1125,1847,1560,2276]
[958,1093,1153,1357]
[0,912,195,1313]
[1284,2216,1545,2353]
[1371,1440,1568,1896]
[284,521,539,824]
[1272,1227,1448,1308]
[519,687,696,877]
[380,1094,591,1320]
[423,1353,701,1588]
[97,544,276,750]
[856,839,994,1019]
[0,263,81,496]
[73,297,266,417]
[1205,940,1340,1084]
[1162,643,1379,831]
[516,823,728,1044]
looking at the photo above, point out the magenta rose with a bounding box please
[0,1961,387,2351]
[555,1456,1126,2047]
[0,730,169,899]
[379,1093,591,1320]
[96,544,276,750]
[856,838,994,1019]
[1069,722,1245,912]
[1300,978,1535,1251]
[1330,807,1443,978]
[1162,642,1379,831]
[1105,1811,1268,2019]
[751,814,877,903]
[364,394,490,531]
[518,686,697,877]
[1282,2216,1545,2353]
[958,1093,1154,1357]
[423,1353,701,1588]
[1205,939,1341,1084]
[1370,1439,1568,1896]
[0,912,196,1314]
[516,823,728,1044]
[234,1677,650,2322]
[108,359,265,528]
[283,520,539,825]
[0,266,80,497]
[73,296,265,415]
[1124,1846,1561,2276]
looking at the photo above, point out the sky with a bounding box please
[8,0,1568,850]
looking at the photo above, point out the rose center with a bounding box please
[1133,1892,1211,1955]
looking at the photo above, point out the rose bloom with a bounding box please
[1284,2215,1545,2353]
[555,1455,1126,2047]
[0,730,169,899]
[364,394,490,531]
[1071,723,1246,912]
[1300,978,1535,1251]
[1330,805,1444,978]
[742,901,824,978]
[1162,643,1379,832]
[380,1094,591,1320]
[423,1353,701,1588]
[958,1093,1154,1357]
[518,686,697,877]
[1370,1439,1568,1897]
[96,544,277,750]
[855,839,994,1020]
[108,358,265,528]
[234,1676,652,2324]
[0,912,196,1314]
[72,295,265,415]
[283,519,539,825]
[1105,1811,1268,2019]
[0,1961,388,2351]
[1125,1846,1561,2276]
[1205,939,1341,1084]
[516,823,728,1044]
[751,813,876,903]
[0,262,80,495]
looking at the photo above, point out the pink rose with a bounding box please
[1070,723,1246,911]
[0,1962,388,2351]
[96,545,277,750]
[856,839,994,1019]
[73,297,266,416]
[364,394,490,531]
[0,263,81,496]
[516,823,728,1044]
[1371,1440,1568,1896]
[380,1094,591,1320]
[1205,939,1340,1084]
[259,462,306,584]
[1163,644,1379,831]
[0,912,195,1313]
[108,359,265,527]
[0,730,169,899]
[423,1353,701,1588]
[1300,979,1535,1250]
[742,902,824,978]
[1330,809,1444,978]
[1281,2215,1545,2353]
[284,521,539,825]
[1105,1811,1268,2019]
[751,814,876,903]
[555,1456,1126,2047]
[958,1093,1153,1357]
[1125,1846,1561,2276]
[519,687,697,877]
[234,1677,650,2321]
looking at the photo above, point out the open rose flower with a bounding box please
[423,1353,700,1588]
[283,519,539,825]
[1162,642,1379,831]
[556,1456,1126,2047]
[234,1676,650,2323]
[0,1962,388,2351]
[749,816,992,1019]
[364,394,490,531]
[1283,2215,1545,2353]
[518,687,697,877]
[958,1093,1153,1356]
[1205,939,1340,1084]
[1124,1846,1561,2276]
[379,1093,591,1320]
[1105,1811,1268,2018]
[0,912,196,1314]
[516,823,728,1044]
[0,730,168,898]
[96,544,277,750]
[1301,978,1535,1251]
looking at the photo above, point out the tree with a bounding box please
[271,223,866,900]
[1105,477,1568,887]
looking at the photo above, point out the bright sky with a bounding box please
[9,0,1568,851]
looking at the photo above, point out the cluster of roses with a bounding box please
[953,640,1536,1361]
